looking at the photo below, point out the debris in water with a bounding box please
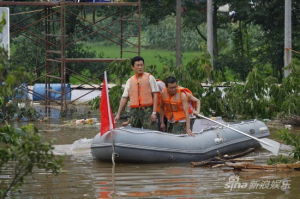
[62,118,98,127]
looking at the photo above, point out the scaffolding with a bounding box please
[0,0,141,116]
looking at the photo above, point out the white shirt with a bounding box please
[156,80,166,92]
[122,74,159,98]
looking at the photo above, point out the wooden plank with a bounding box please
[225,162,300,170]
[191,148,256,167]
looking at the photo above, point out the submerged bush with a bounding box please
[267,128,300,165]
[267,155,297,165]
[278,129,300,160]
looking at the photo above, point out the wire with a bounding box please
[286,48,300,55]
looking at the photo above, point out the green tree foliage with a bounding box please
[143,16,201,50]
[132,56,298,120]
[219,0,300,80]
[0,14,38,122]
[107,60,131,112]
[89,60,131,112]
[98,55,299,122]
[270,60,300,116]
[64,7,106,83]
[203,61,300,120]
[0,124,62,199]
[220,67,273,119]
[0,47,38,122]
[5,0,300,84]
[0,70,39,121]
[141,0,300,80]
[141,0,176,24]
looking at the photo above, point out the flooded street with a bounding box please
[10,117,300,199]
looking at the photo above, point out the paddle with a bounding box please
[196,114,280,155]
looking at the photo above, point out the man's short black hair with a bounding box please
[164,76,177,87]
[131,56,144,66]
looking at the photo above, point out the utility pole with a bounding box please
[176,0,182,67]
[207,0,214,69]
[284,0,292,77]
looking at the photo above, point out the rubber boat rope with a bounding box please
[111,130,116,166]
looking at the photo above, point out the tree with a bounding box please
[221,0,300,80]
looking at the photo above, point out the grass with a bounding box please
[84,42,200,67]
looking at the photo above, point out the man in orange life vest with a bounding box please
[115,56,159,129]
[160,76,200,136]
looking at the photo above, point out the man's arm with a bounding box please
[150,92,158,121]
[115,97,129,121]
[149,75,159,121]
[189,94,201,114]
[182,93,193,136]
[152,92,158,113]
[115,79,130,121]
[159,100,166,131]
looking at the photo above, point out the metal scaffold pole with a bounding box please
[45,6,51,116]
[60,2,67,112]
[284,0,292,77]
[207,0,214,70]
[175,0,182,67]
[138,0,141,56]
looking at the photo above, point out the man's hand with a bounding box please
[150,112,157,122]
[186,128,195,136]
[122,120,130,126]
[115,113,120,122]
[193,110,199,115]
[160,122,166,132]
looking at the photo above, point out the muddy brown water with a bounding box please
[8,119,300,199]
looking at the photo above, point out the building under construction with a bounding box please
[0,0,141,116]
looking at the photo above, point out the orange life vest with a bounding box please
[128,72,153,108]
[161,87,187,121]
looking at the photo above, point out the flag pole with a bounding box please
[104,71,114,130]
[103,71,117,165]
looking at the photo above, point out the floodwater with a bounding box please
[9,117,300,199]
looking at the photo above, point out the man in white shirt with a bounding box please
[115,56,159,129]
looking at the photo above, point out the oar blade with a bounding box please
[259,138,281,155]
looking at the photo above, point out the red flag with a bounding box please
[100,71,115,135]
